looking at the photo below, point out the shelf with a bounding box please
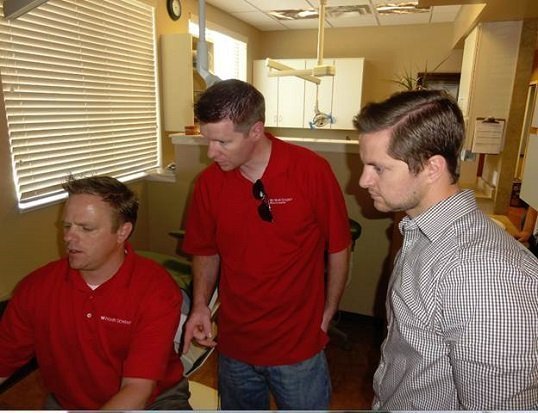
[170,134,358,154]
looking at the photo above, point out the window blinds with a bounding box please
[0,0,160,209]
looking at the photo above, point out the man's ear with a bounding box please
[424,155,447,183]
[249,121,264,139]
[117,222,133,243]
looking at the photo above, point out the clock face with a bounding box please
[167,0,181,21]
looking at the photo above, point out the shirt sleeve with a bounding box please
[182,170,220,256]
[441,252,538,409]
[0,278,37,377]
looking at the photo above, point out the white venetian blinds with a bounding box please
[0,0,160,209]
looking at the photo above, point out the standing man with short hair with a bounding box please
[182,79,351,410]
[354,89,538,410]
[0,175,190,410]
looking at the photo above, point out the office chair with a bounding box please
[328,218,362,350]
[136,249,219,376]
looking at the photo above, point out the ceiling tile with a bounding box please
[370,0,414,4]
[231,11,287,30]
[327,14,378,27]
[430,5,461,23]
[206,0,258,13]
[324,0,372,5]
[205,0,460,31]
[377,12,432,26]
[278,19,324,30]
[247,0,313,12]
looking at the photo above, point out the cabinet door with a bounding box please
[253,59,278,127]
[303,58,334,129]
[277,59,306,128]
[161,34,194,132]
[331,58,364,130]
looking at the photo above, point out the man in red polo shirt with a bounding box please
[182,79,351,410]
[0,176,190,410]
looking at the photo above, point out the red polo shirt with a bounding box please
[184,134,351,365]
[0,244,184,409]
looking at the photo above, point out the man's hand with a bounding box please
[515,230,532,243]
[182,304,217,354]
[321,308,336,333]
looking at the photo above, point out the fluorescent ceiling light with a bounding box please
[268,9,317,20]
[268,5,372,21]
[376,2,430,15]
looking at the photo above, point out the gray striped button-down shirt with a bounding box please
[373,189,538,410]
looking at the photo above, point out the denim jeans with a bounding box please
[218,350,331,410]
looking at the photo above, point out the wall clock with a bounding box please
[167,0,181,21]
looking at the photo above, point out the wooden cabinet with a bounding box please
[161,34,209,133]
[254,57,364,130]
[253,59,278,127]
[161,33,195,133]
[331,58,364,130]
[278,59,306,127]
[457,22,522,149]
[253,59,305,127]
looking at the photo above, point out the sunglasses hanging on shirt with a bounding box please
[252,179,273,223]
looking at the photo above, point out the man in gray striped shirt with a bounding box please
[353,90,538,410]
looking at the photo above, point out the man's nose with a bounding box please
[358,168,371,189]
[63,227,76,242]
[207,141,218,159]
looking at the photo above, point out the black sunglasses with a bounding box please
[252,179,273,222]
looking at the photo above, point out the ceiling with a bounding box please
[204,0,462,31]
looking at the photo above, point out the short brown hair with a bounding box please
[194,79,265,133]
[62,175,138,232]
[353,89,464,183]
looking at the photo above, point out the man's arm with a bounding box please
[100,377,155,410]
[0,377,7,385]
[321,247,350,332]
[516,206,537,243]
[182,254,220,354]
[445,260,538,409]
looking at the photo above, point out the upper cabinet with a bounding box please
[253,58,364,130]
[331,58,364,130]
[161,33,195,133]
[457,21,523,149]
[253,59,305,128]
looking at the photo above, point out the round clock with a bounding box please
[167,0,181,21]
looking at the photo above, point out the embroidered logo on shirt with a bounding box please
[100,315,132,325]
[270,197,293,205]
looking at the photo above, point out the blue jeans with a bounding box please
[218,351,331,410]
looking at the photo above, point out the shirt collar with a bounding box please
[399,189,477,241]
[69,242,134,292]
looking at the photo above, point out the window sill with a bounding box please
[145,168,176,183]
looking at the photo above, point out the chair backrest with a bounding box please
[136,250,219,376]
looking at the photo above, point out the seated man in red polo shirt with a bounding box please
[0,175,190,410]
